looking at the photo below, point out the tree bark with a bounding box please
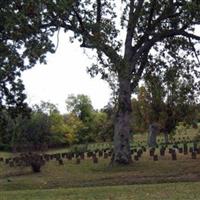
[112,74,132,164]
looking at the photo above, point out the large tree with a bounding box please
[1,0,200,164]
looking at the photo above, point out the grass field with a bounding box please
[1,127,200,199]
[1,149,200,191]
[1,182,200,200]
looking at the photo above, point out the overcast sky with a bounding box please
[21,31,111,113]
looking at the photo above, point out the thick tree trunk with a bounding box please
[112,75,132,164]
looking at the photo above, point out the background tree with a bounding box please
[144,56,200,134]
[63,112,84,144]
[131,86,151,133]
[0,109,15,150]
[92,110,110,142]
[66,94,95,143]
[1,0,200,164]
[33,101,59,115]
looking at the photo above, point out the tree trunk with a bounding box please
[112,75,132,164]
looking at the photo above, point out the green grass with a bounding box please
[0,128,200,199]
[1,182,200,200]
[1,150,200,191]
[0,151,12,158]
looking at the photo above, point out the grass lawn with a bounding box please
[1,182,200,200]
[1,150,200,191]
[1,127,200,199]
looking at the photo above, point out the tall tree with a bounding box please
[1,0,200,164]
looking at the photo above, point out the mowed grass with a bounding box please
[1,128,200,199]
[1,150,200,191]
[1,182,200,200]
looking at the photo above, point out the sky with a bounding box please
[21,25,200,114]
[21,32,112,114]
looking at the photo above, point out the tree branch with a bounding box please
[188,37,200,64]
[124,0,144,59]
[147,0,156,30]
[96,0,101,25]
[72,6,85,33]
[131,2,183,58]
[131,51,149,91]
[130,29,200,74]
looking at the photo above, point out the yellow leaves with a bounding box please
[63,113,84,144]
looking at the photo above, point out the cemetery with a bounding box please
[1,124,200,199]
[1,0,200,199]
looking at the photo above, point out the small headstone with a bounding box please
[160,148,165,156]
[134,155,139,161]
[178,148,183,153]
[80,153,85,160]
[184,144,188,155]
[87,152,92,158]
[149,148,155,156]
[62,153,66,158]
[191,152,197,159]
[108,151,112,157]
[137,149,143,157]
[169,148,173,154]
[9,161,14,167]
[75,153,79,158]
[93,156,98,164]
[104,152,108,159]
[197,148,200,154]
[76,158,81,164]
[98,151,103,157]
[5,158,10,164]
[172,151,177,160]
[56,153,61,160]
[193,142,197,150]
[153,155,158,161]
[164,133,169,144]
[142,146,147,152]
[131,149,134,155]
[58,159,64,165]
[189,147,193,153]
[67,154,72,160]
[70,153,74,158]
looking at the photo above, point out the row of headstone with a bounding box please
[147,122,197,148]
[1,142,199,168]
[0,153,45,172]
[0,148,115,168]
[147,142,200,161]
